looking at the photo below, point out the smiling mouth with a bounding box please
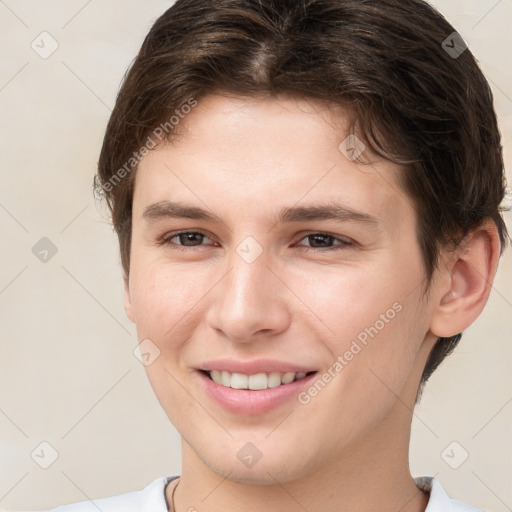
[200,369,317,391]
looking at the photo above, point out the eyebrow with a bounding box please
[142,200,380,227]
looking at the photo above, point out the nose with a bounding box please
[205,244,291,344]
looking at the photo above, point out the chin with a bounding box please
[209,463,299,486]
[199,445,317,486]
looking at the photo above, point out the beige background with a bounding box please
[0,0,510,510]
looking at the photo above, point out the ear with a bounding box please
[124,273,136,323]
[429,220,501,338]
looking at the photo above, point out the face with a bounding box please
[124,94,438,484]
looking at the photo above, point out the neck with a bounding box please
[168,399,429,512]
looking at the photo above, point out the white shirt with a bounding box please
[10,476,484,511]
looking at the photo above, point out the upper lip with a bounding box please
[198,358,317,375]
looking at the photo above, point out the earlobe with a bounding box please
[430,221,500,338]
[124,274,136,323]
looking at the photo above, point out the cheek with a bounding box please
[129,257,207,338]
[299,258,423,391]
[129,261,203,422]
[290,259,405,337]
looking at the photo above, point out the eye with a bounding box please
[159,230,353,253]
[160,230,213,250]
[297,233,353,252]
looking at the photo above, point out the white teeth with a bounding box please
[206,370,311,390]
[281,372,295,384]
[221,371,231,387]
[267,372,282,388]
[210,370,222,385]
[230,373,248,389]
[248,373,267,390]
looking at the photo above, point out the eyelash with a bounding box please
[159,230,354,253]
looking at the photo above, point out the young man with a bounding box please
[28,0,509,511]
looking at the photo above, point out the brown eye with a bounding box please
[161,230,212,249]
[298,233,353,251]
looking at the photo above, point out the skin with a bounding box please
[123,93,500,512]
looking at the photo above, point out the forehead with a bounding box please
[133,94,411,226]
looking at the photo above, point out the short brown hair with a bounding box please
[95,0,509,395]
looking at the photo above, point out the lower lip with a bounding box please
[196,370,318,415]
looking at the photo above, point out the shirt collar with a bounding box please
[414,476,484,512]
[149,475,483,512]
